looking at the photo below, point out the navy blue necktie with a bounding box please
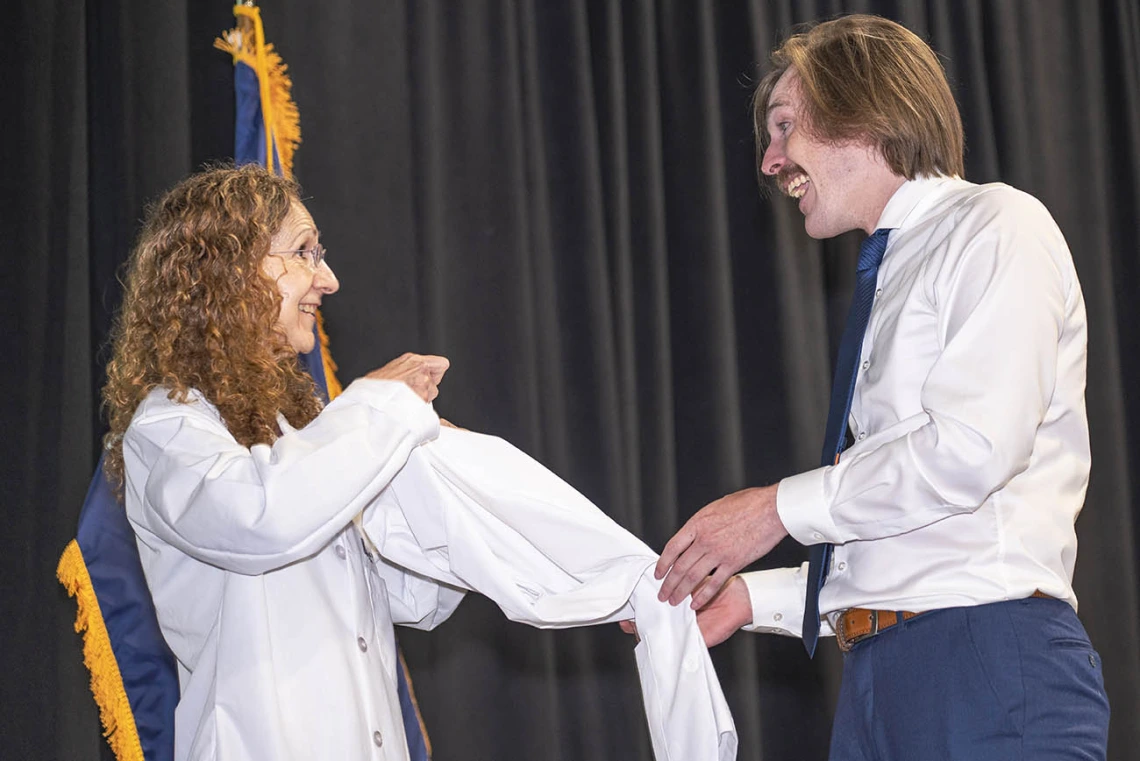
[802,228,892,657]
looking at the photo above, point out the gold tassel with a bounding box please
[214,5,302,178]
[57,540,146,761]
[317,310,343,400]
[399,649,433,758]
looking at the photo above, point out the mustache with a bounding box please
[775,164,807,195]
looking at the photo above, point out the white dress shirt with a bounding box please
[127,380,736,760]
[742,176,1089,638]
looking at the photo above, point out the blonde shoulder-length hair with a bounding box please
[753,14,965,183]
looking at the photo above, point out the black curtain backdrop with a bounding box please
[5,1,1139,759]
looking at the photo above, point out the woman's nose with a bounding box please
[314,261,340,294]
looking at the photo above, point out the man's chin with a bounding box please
[802,215,827,240]
[802,213,847,240]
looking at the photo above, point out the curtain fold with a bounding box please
[3,2,100,759]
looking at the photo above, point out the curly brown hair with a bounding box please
[102,164,323,490]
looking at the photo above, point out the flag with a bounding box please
[214,2,341,398]
[57,461,178,761]
[59,4,429,760]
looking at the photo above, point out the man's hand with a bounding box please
[695,575,753,647]
[365,353,450,402]
[655,484,787,608]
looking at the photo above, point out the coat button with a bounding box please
[357,636,368,652]
[335,545,346,559]
[373,730,383,747]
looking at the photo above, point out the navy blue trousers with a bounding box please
[829,597,1110,761]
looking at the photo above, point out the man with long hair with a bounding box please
[654,15,1110,759]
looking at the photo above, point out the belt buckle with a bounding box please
[836,609,878,653]
[836,614,850,652]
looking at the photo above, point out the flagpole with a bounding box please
[232,2,276,173]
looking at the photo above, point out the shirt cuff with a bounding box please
[776,467,842,545]
[739,567,807,638]
[334,378,440,445]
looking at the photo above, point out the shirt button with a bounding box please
[861,360,870,370]
[773,613,783,622]
[812,532,824,541]
[373,730,383,747]
[334,545,346,559]
[357,636,368,652]
[875,288,883,297]
[857,431,866,441]
[837,562,847,571]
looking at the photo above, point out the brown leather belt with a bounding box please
[834,591,1053,652]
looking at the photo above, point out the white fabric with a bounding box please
[365,428,736,761]
[125,379,456,760]
[742,176,1088,638]
[126,379,735,760]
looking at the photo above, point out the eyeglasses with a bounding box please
[269,243,327,271]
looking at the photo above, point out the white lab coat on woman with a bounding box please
[125,379,735,761]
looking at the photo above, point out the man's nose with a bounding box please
[761,142,784,176]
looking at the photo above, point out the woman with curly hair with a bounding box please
[104,164,461,760]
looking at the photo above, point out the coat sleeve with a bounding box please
[124,379,439,575]
[360,429,737,760]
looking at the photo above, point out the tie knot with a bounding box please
[857,228,892,273]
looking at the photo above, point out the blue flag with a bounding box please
[58,461,178,761]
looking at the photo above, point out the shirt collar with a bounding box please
[875,174,961,232]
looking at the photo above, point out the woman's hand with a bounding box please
[694,575,753,647]
[365,353,450,402]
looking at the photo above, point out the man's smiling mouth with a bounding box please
[786,174,809,199]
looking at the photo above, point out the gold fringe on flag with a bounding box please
[57,540,145,761]
[398,649,434,758]
[317,311,344,400]
[214,5,302,178]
